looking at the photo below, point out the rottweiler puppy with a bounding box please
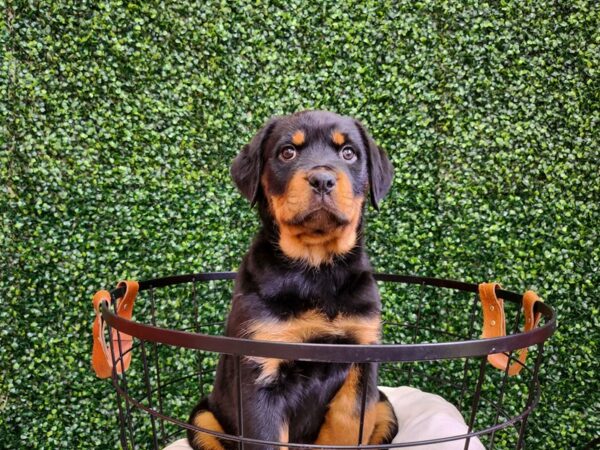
[188,110,398,450]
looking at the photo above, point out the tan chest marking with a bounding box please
[244,311,380,383]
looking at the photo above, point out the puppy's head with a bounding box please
[232,110,393,266]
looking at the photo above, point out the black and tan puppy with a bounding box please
[188,110,397,450]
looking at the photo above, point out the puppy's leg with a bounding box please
[243,390,289,450]
[314,364,377,446]
[188,398,288,450]
[188,398,228,450]
[193,356,289,450]
[367,391,398,445]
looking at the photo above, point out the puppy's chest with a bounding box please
[244,308,380,345]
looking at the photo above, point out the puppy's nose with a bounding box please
[308,171,336,195]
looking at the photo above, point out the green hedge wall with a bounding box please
[1,0,598,448]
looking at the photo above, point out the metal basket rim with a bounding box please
[100,271,556,363]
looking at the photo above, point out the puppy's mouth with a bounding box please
[286,203,350,233]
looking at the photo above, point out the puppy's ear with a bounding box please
[354,120,394,210]
[231,117,279,206]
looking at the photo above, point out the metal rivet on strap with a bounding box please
[491,320,496,326]
[490,305,495,311]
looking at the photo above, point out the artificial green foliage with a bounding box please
[1,0,598,448]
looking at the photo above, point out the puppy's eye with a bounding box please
[279,145,297,161]
[340,146,356,161]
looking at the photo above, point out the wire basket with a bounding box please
[91,272,556,450]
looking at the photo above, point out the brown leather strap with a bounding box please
[91,280,139,378]
[479,283,543,376]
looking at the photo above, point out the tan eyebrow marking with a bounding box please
[332,130,345,146]
[291,130,305,146]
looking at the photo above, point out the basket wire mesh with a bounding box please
[94,272,555,450]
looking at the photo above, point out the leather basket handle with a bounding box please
[479,283,543,376]
[91,280,139,378]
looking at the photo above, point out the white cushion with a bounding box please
[164,438,193,450]
[164,387,484,450]
[380,386,484,450]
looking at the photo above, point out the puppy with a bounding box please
[188,110,398,450]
